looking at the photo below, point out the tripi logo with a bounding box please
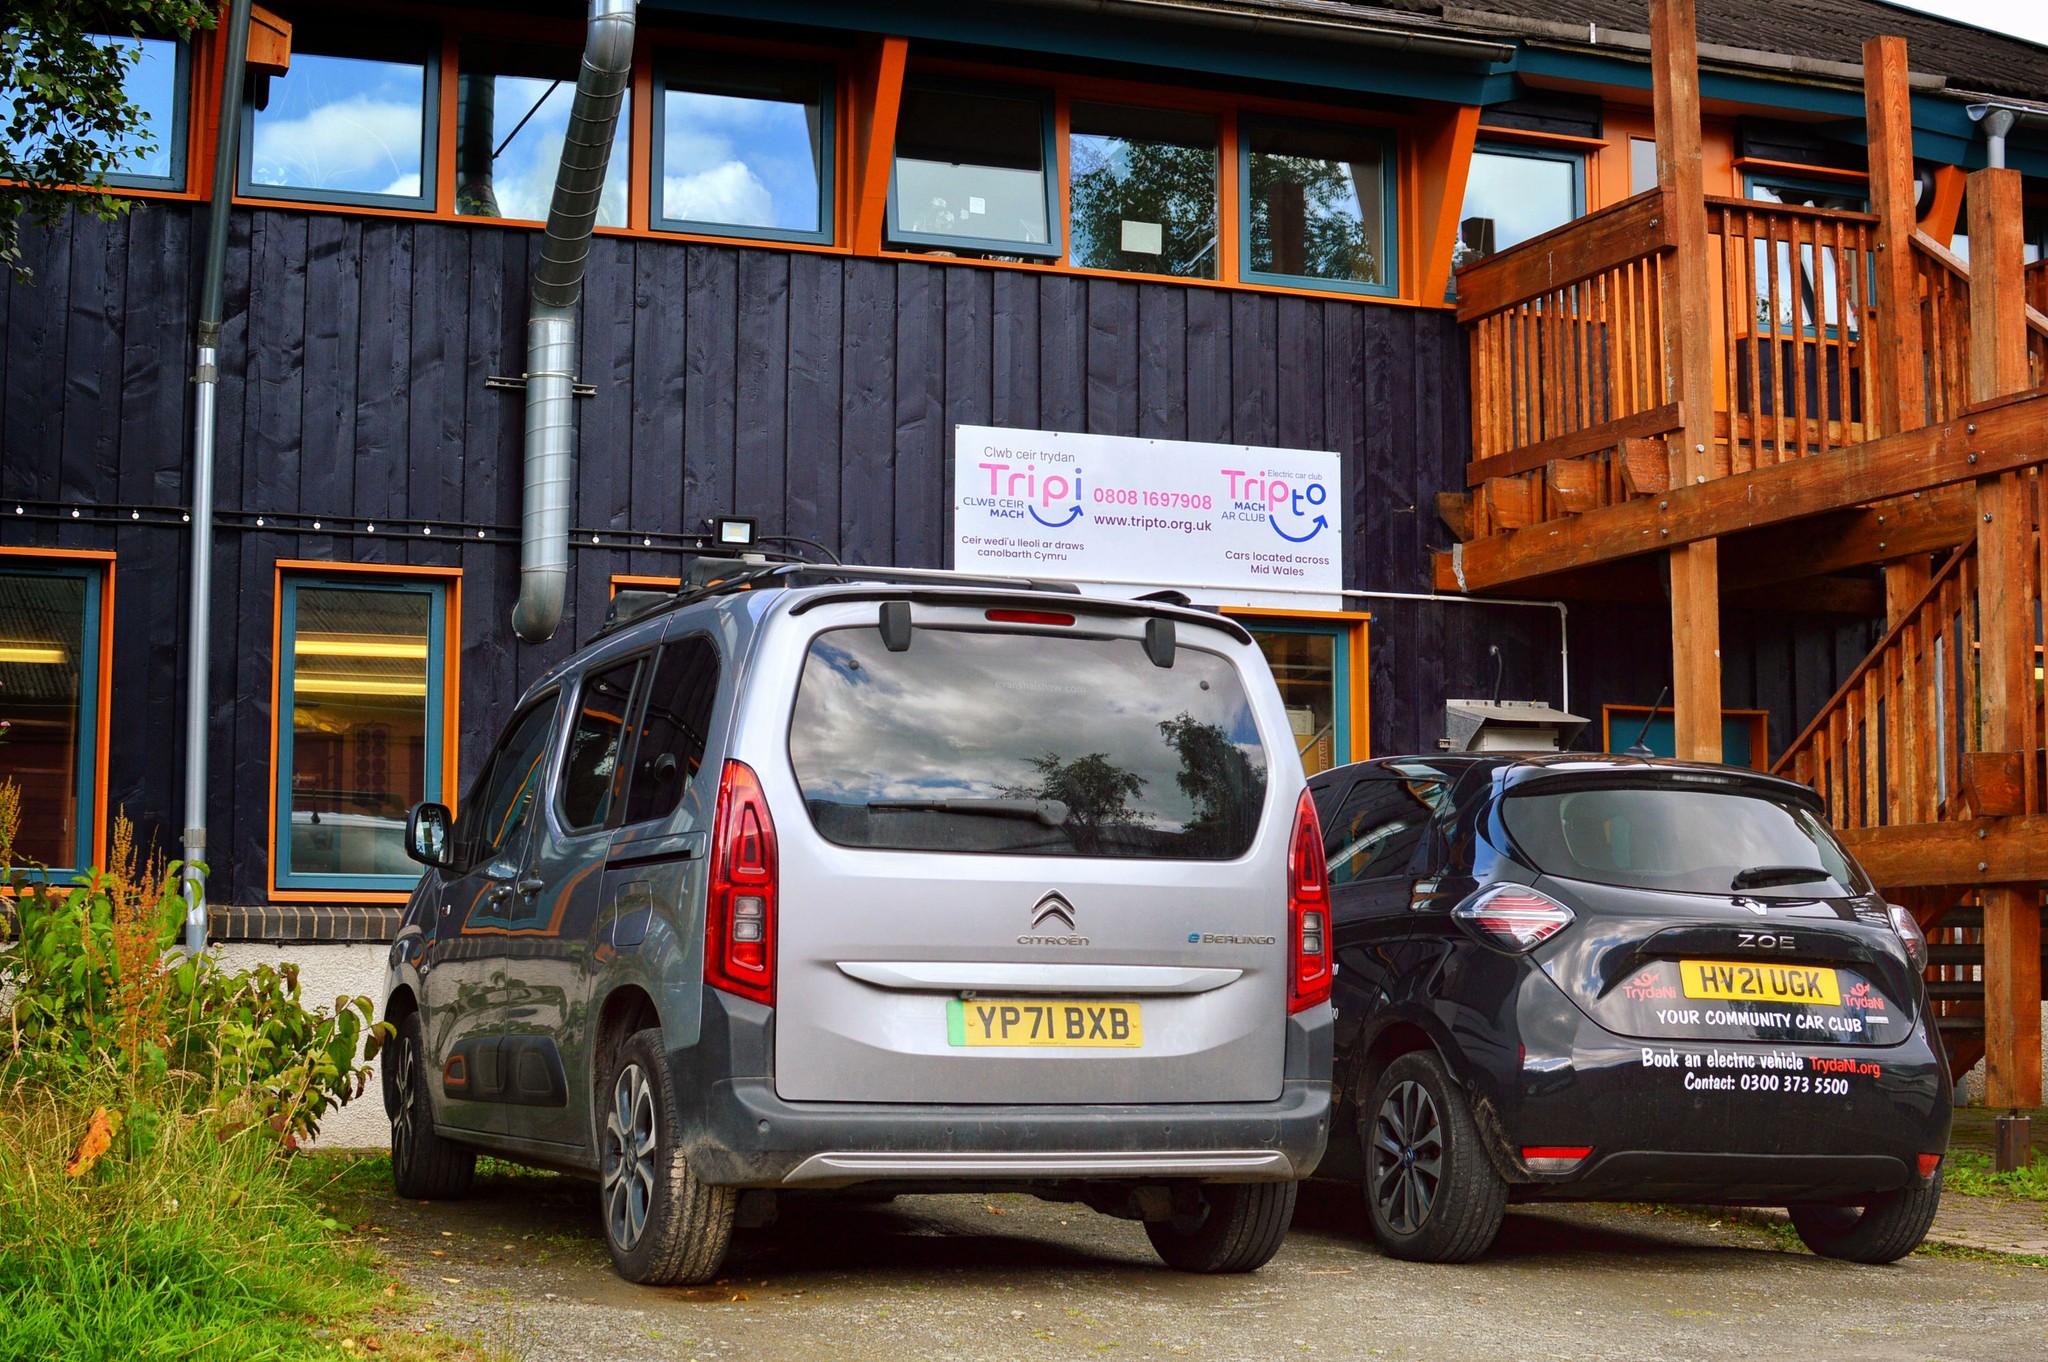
[975,460,1085,528]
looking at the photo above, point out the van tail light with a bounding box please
[706,760,777,1006]
[1287,789,1332,1014]
[1522,1146,1592,1174]
[1452,885,1574,952]
[1888,903,1929,974]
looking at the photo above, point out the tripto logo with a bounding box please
[1221,468,1329,543]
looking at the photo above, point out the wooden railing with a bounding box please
[1457,191,1681,519]
[2029,258,2048,391]
[1911,234,1975,427]
[1773,546,1980,830]
[1709,196,1879,470]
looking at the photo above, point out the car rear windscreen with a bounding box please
[789,624,1268,858]
[1501,780,1869,897]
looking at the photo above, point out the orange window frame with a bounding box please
[268,559,462,903]
[1222,607,1372,768]
[0,546,116,875]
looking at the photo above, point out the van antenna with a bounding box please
[1627,686,1670,758]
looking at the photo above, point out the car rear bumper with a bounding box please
[673,990,1333,1188]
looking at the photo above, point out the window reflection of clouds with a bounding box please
[251,52,426,196]
[471,75,628,225]
[662,88,819,231]
[788,628,1265,835]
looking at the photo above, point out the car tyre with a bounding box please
[1360,1050,1506,1263]
[1143,1181,1297,1273]
[384,1010,475,1199]
[600,1028,738,1285]
[1789,1168,1942,1264]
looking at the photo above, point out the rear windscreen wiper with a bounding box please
[867,797,1071,828]
[1730,865,1831,890]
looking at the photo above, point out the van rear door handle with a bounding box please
[485,883,513,905]
[517,877,546,897]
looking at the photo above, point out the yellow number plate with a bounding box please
[1679,960,1841,1006]
[947,999,1143,1048]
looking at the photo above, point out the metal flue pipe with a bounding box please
[181,0,254,955]
[514,0,636,642]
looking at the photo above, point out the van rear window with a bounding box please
[1501,780,1869,898]
[788,625,1268,858]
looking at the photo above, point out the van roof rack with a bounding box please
[592,555,1085,640]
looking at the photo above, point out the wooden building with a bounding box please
[1,0,2044,1133]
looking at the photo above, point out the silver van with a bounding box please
[384,560,1332,1284]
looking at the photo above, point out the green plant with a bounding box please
[1,810,391,1141]
[1943,1148,2048,1202]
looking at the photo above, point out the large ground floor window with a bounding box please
[0,553,110,875]
[1229,610,1370,778]
[273,566,459,895]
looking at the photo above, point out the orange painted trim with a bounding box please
[1218,110,1242,286]
[436,28,460,217]
[1416,103,1481,304]
[1221,607,1373,765]
[1922,163,1966,248]
[267,559,464,903]
[1475,125,1610,151]
[629,29,655,234]
[611,574,682,597]
[0,546,117,869]
[852,35,910,256]
[872,244,1451,308]
[1733,156,1868,183]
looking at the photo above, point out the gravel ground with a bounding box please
[318,1162,2048,1362]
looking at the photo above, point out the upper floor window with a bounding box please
[1453,144,1584,271]
[0,558,106,876]
[1630,136,1658,196]
[456,37,628,226]
[244,17,437,211]
[1242,116,1395,294]
[890,80,1059,258]
[1068,103,1219,279]
[655,58,833,243]
[274,574,450,892]
[0,33,187,192]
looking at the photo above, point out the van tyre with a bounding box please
[1143,1181,1297,1273]
[385,1011,475,1199]
[1360,1050,1506,1263]
[601,1029,738,1285]
[1789,1168,1942,1264]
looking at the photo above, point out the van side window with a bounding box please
[1324,776,1442,885]
[623,635,719,825]
[455,697,558,869]
[559,659,643,832]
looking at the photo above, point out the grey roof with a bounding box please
[1216,0,2048,102]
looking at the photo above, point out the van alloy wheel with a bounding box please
[391,1030,418,1169]
[603,1062,661,1251]
[383,1010,474,1199]
[1370,1079,1444,1235]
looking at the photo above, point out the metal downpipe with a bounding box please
[514,0,636,642]
[181,0,254,954]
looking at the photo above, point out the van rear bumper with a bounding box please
[674,991,1333,1188]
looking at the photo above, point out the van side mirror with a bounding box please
[406,802,456,869]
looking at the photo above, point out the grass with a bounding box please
[0,1091,498,1362]
[1941,1148,2048,1203]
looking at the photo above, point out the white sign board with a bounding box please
[952,426,1342,604]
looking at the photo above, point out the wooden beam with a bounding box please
[1545,458,1602,514]
[1418,104,1482,306]
[1669,539,1723,760]
[1863,35,1926,440]
[1841,816,2048,887]
[1435,491,1474,543]
[1465,403,1683,486]
[248,4,291,77]
[1435,390,2048,590]
[850,36,909,256]
[1454,190,1676,321]
[1967,164,2041,1112]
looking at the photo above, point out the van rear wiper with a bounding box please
[867,797,1071,828]
[1730,865,1831,890]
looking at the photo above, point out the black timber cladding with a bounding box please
[0,201,1877,903]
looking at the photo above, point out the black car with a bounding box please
[1308,754,1950,1264]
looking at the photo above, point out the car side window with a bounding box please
[1324,776,1443,886]
[622,634,720,826]
[455,697,557,870]
[559,659,643,832]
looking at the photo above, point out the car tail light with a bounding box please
[1287,789,1331,1014]
[706,760,777,1006]
[1888,903,1929,974]
[1918,1153,1943,1179]
[985,609,1075,626]
[1522,1146,1592,1174]
[1453,885,1574,952]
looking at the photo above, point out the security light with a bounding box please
[713,515,758,549]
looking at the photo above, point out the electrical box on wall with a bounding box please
[1442,699,1587,754]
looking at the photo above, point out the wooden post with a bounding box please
[1966,167,2042,1146]
[1650,0,1722,762]
[1864,36,1935,627]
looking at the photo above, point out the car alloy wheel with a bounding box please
[391,1029,419,1171]
[1370,1079,1444,1236]
[603,1062,660,1252]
